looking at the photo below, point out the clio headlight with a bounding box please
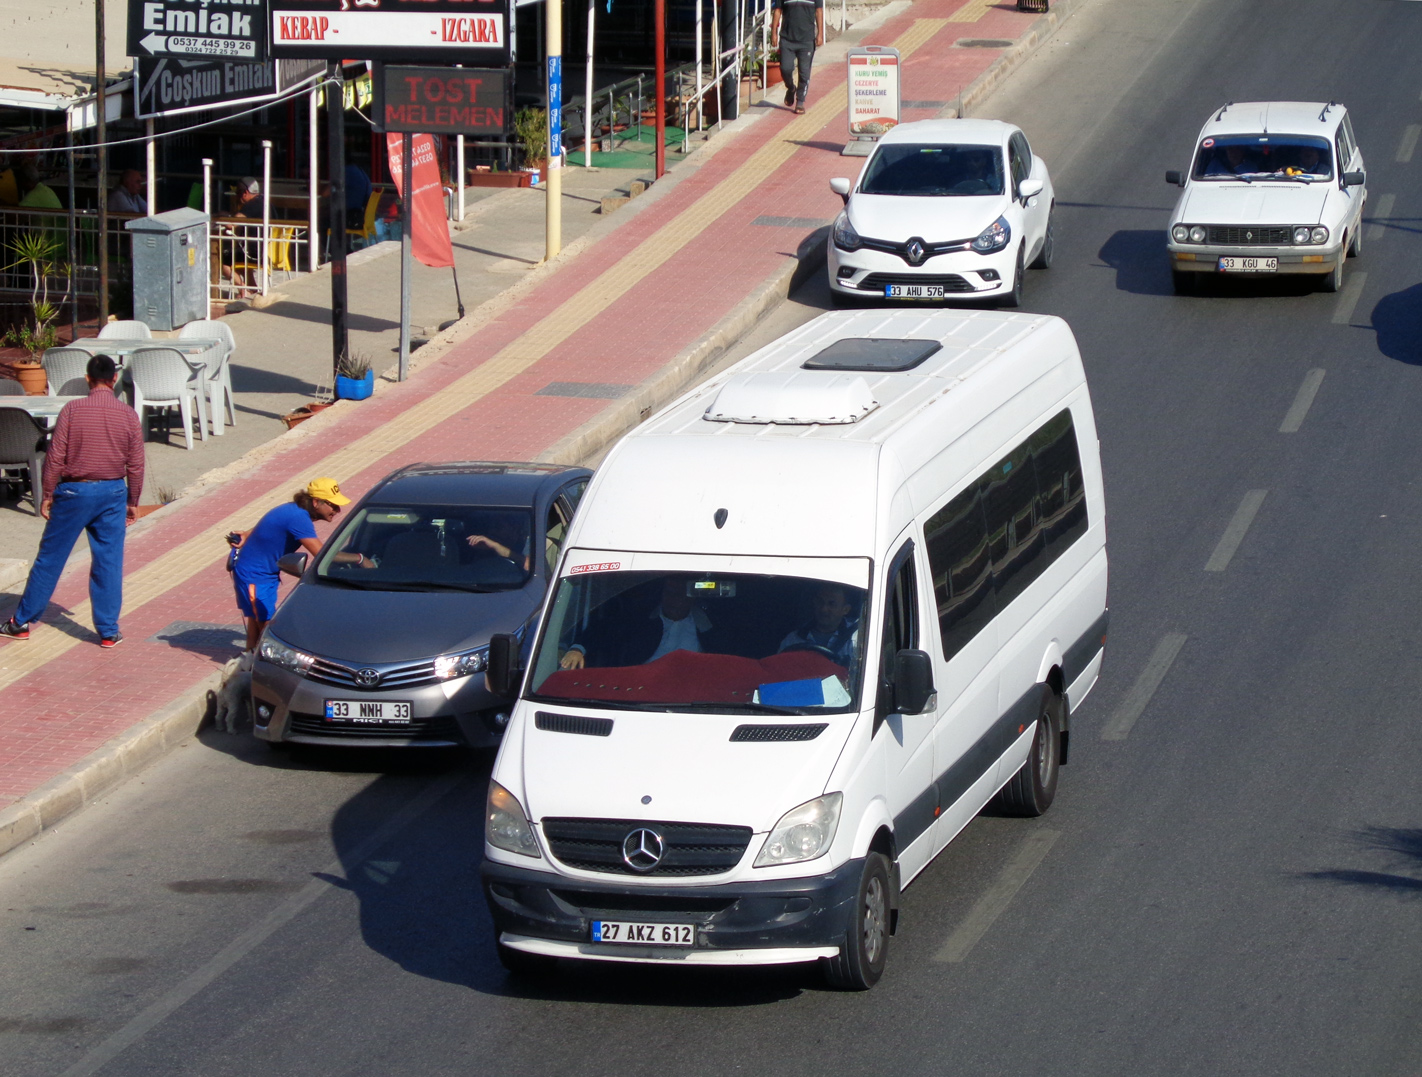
[257,633,314,675]
[832,213,862,252]
[754,792,843,867]
[433,646,488,680]
[971,216,1011,253]
[486,781,541,858]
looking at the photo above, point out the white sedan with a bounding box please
[1165,101,1367,293]
[827,118,1055,307]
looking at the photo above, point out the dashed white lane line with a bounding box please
[1101,632,1189,742]
[1396,125,1421,163]
[1205,489,1268,573]
[1366,193,1395,242]
[934,828,1060,963]
[1279,368,1326,433]
[1332,271,1368,326]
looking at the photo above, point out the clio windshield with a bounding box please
[528,569,869,713]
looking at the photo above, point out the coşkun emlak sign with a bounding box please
[374,65,509,136]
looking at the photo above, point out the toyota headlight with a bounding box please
[754,792,843,867]
[971,216,1011,254]
[486,781,541,858]
[832,213,862,252]
[1171,224,1190,243]
[257,633,314,675]
[433,646,488,680]
[1310,226,1329,245]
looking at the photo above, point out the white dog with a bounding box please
[214,652,254,734]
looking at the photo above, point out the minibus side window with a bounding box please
[983,439,1045,607]
[1030,409,1088,560]
[877,544,919,720]
[924,477,996,662]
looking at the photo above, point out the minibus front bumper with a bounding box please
[481,858,864,965]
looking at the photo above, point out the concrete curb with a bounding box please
[0,668,222,859]
[0,0,1091,863]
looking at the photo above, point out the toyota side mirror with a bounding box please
[1165,170,1185,187]
[486,632,522,698]
[892,649,934,715]
[1018,177,1044,201]
[277,552,308,578]
[829,177,852,204]
[1342,170,1365,187]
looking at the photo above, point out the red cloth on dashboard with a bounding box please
[540,649,845,705]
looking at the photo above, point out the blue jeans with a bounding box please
[14,480,129,638]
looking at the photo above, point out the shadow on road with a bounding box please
[1097,230,1174,296]
[1303,825,1422,895]
[1369,284,1422,365]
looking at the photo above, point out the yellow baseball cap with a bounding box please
[307,476,351,505]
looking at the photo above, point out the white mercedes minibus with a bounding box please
[481,308,1108,989]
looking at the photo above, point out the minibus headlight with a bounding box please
[754,792,843,867]
[257,634,314,675]
[486,781,541,858]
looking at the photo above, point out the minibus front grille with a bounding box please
[730,723,828,742]
[551,890,738,916]
[541,818,753,877]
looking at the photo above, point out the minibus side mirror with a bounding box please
[486,632,522,698]
[277,552,308,578]
[892,649,934,715]
[1342,170,1365,187]
[1165,170,1185,187]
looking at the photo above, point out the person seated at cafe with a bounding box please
[0,155,18,206]
[344,162,372,230]
[107,169,148,215]
[16,161,61,209]
[219,177,263,294]
[779,584,859,668]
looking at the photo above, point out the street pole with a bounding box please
[308,86,319,272]
[146,118,156,212]
[584,0,595,169]
[546,0,563,259]
[655,0,666,179]
[398,134,412,382]
[96,0,108,326]
[327,63,349,382]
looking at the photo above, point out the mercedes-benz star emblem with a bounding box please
[355,668,382,687]
[905,237,926,266]
[621,828,665,872]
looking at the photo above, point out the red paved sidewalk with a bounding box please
[0,0,1069,816]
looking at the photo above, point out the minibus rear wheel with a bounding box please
[996,686,1062,817]
[823,852,893,990]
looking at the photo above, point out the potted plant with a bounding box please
[335,351,374,400]
[514,106,549,180]
[2,231,71,394]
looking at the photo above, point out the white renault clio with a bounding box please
[1165,101,1367,293]
[827,118,1055,307]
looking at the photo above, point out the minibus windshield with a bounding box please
[528,570,869,713]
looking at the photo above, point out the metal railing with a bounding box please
[0,206,138,302]
[209,218,309,300]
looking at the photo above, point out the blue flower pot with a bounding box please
[336,371,374,400]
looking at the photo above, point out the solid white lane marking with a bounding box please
[1397,125,1421,163]
[934,828,1059,963]
[1332,271,1367,326]
[1101,632,1188,742]
[1279,368,1326,433]
[59,773,464,1077]
[1205,489,1267,573]
[1365,193,1394,241]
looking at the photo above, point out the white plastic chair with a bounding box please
[0,379,25,396]
[178,320,236,435]
[127,347,207,450]
[98,320,152,340]
[0,407,47,514]
[42,347,91,397]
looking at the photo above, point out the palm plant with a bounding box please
[2,231,71,356]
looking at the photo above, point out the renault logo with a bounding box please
[355,668,382,687]
[621,828,665,872]
[905,237,927,266]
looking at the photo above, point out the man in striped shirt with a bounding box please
[1,353,144,648]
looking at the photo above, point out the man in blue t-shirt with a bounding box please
[231,477,351,651]
[772,0,824,114]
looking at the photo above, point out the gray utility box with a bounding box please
[125,208,209,331]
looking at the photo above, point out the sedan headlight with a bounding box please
[971,216,1011,254]
[257,633,314,675]
[1293,226,1312,244]
[1310,226,1329,244]
[754,792,842,867]
[486,781,541,858]
[1188,225,1207,244]
[1171,224,1190,243]
[832,213,862,252]
[433,646,488,680]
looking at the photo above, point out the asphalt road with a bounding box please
[4,0,1422,1073]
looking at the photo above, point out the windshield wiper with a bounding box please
[378,580,502,593]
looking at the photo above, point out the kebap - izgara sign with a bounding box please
[269,0,509,63]
[374,66,509,136]
[129,0,269,61]
[135,57,323,118]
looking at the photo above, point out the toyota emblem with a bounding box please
[355,668,382,687]
[621,828,665,872]
[905,237,926,266]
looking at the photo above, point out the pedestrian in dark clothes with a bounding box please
[1,354,144,647]
[773,0,824,114]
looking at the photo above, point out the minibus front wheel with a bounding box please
[823,853,894,990]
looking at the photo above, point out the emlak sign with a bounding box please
[376,66,508,136]
[128,0,267,60]
[270,0,509,62]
